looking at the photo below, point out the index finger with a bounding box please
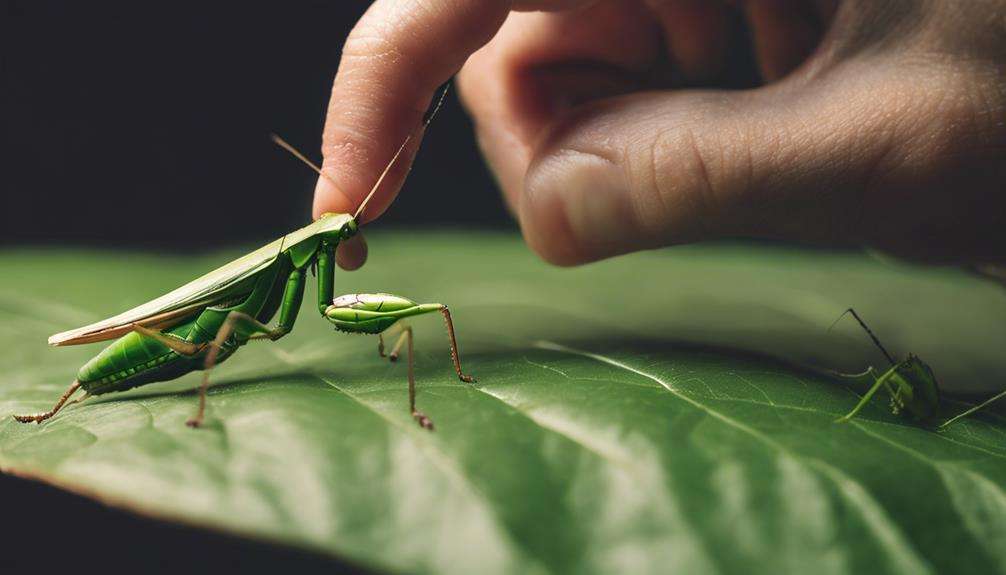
[313,0,593,222]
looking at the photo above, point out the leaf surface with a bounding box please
[2,233,1005,574]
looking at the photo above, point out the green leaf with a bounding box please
[2,232,1005,574]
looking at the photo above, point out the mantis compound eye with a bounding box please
[339,220,358,239]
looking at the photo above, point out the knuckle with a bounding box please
[880,61,1005,169]
[632,125,726,240]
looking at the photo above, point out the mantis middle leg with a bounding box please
[188,268,305,428]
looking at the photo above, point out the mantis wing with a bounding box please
[48,214,354,346]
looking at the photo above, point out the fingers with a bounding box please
[458,1,665,212]
[315,0,601,222]
[644,0,730,81]
[740,0,824,81]
[519,56,1005,265]
[314,0,506,221]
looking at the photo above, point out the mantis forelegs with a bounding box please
[835,364,899,423]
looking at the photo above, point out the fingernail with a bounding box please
[524,150,631,264]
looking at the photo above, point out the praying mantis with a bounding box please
[832,308,1006,429]
[13,87,474,431]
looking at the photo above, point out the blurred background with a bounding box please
[1,1,761,249]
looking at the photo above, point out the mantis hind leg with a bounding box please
[375,305,477,430]
[375,304,477,383]
[439,306,475,384]
[377,323,406,359]
[187,311,283,428]
[939,388,1006,430]
[13,380,83,424]
[382,325,434,430]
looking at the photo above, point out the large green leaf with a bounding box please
[1,232,1005,574]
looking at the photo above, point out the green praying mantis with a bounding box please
[14,88,474,431]
[832,308,1006,429]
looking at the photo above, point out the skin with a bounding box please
[318,0,1006,269]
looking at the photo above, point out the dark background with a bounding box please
[1,2,759,572]
[1,1,510,251]
[1,1,760,249]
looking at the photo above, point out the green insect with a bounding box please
[13,88,474,431]
[831,308,941,424]
[831,308,1006,428]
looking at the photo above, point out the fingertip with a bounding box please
[518,187,584,267]
[521,147,637,266]
[312,173,355,220]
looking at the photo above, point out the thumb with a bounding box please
[518,61,977,265]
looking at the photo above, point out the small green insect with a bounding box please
[832,308,1006,428]
[831,308,940,424]
[14,88,474,430]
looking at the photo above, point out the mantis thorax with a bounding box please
[889,354,940,420]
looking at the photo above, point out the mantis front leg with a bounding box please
[835,364,899,423]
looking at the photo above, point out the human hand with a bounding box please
[317,1,1006,268]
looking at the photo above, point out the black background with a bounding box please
[1,1,509,251]
[1,2,761,572]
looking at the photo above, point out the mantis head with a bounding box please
[316,212,358,241]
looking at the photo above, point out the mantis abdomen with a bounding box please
[77,325,207,395]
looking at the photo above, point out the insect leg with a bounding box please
[439,306,476,383]
[132,323,205,356]
[391,325,434,430]
[13,380,82,424]
[187,269,305,428]
[387,327,411,362]
[66,392,91,408]
[377,323,405,359]
[187,311,283,428]
[831,366,878,380]
[939,388,1006,430]
[835,364,899,423]
[832,365,898,400]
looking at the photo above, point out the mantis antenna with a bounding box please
[269,133,337,188]
[270,82,452,222]
[353,83,451,221]
[829,308,897,366]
